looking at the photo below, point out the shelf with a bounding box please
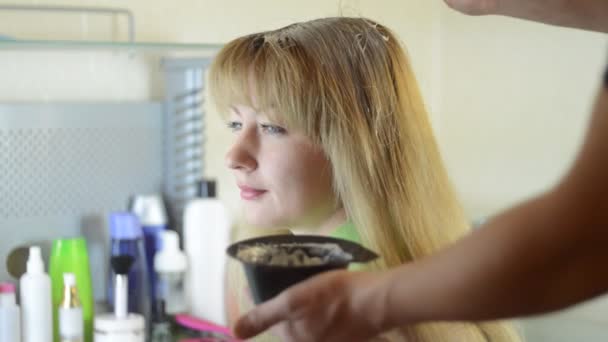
[0,39,222,53]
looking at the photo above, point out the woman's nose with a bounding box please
[225,131,258,172]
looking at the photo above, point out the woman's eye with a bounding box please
[227,121,242,132]
[260,124,287,135]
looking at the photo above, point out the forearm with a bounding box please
[379,189,608,327]
[445,0,608,33]
[494,0,608,32]
[372,80,608,328]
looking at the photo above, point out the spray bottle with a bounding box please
[20,246,53,342]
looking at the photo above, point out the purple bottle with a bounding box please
[107,212,151,326]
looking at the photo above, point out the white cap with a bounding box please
[63,273,76,287]
[26,246,44,273]
[94,313,145,333]
[154,230,187,273]
[130,194,168,226]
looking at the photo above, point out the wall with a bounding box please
[0,0,442,217]
[437,7,606,218]
[2,0,608,339]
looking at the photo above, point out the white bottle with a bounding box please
[0,282,21,342]
[184,179,230,324]
[95,254,145,342]
[94,315,145,342]
[154,230,188,315]
[20,246,53,342]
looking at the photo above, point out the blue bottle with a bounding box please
[129,195,168,321]
[107,212,151,326]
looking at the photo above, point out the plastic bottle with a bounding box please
[95,255,145,342]
[154,230,187,315]
[129,194,168,322]
[59,273,83,342]
[20,246,53,342]
[183,179,230,324]
[49,237,94,342]
[0,282,21,342]
[107,212,151,328]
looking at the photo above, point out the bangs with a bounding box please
[208,32,319,135]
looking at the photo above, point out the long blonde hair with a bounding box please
[210,17,520,341]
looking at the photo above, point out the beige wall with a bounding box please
[2,1,608,338]
[0,0,442,217]
[437,7,606,218]
[2,2,605,219]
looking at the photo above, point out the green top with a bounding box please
[329,221,365,270]
[329,221,362,244]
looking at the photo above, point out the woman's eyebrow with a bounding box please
[230,105,242,116]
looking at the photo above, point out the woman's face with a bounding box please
[225,104,337,229]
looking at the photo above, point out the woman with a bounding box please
[209,17,520,341]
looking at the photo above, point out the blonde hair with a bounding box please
[210,17,521,341]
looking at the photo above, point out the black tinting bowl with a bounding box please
[226,235,378,304]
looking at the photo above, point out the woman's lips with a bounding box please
[238,185,267,200]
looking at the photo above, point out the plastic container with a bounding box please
[94,315,145,342]
[227,235,378,304]
[154,230,187,315]
[20,246,53,342]
[59,273,84,342]
[95,254,145,342]
[107,212,151,327]
[0,282,21,342]
[129,194,168,320]
[184,179,230,324]
[49,238,94,342]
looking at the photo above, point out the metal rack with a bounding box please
[0,9,222,293]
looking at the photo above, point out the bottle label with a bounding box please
[59,307,83,340]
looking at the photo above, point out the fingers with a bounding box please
[443,0,497,16]
[233,270,348,339]
[233,293,291,339]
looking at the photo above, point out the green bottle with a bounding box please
[49,238,94,342]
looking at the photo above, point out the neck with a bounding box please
[290,208,347,236]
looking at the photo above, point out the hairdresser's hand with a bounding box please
[233,270,394,342]
[443,0,499,15]
[443,0,608,33]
